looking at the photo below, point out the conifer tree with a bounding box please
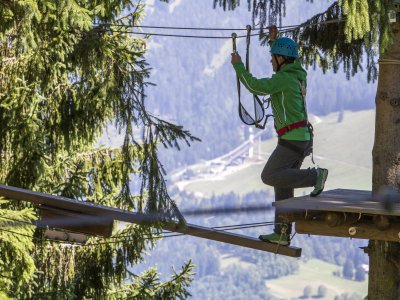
[212,0,400,298]
[0,1,197,298]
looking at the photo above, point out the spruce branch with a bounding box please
[0,1,195,297]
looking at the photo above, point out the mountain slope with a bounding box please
[172,109,374,197]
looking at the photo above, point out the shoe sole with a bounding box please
[262,240,290,246]
[310,169,329,197]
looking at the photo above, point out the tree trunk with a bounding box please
[369,20,400,299]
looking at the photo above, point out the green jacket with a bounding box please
[232,59,311,141]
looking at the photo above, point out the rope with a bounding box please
[274,223,288,254]
[378,59,400,65]
[290,231,297,242]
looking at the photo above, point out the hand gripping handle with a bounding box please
[231,33,237,53]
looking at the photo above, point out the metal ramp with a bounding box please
[0,184,301,257]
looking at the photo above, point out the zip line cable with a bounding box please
[103,221,276,242]
[100,29,260,39]
[0,222,276,246]
[96,24,256,31]
[0,214,276,235]
[92,18,346,39]
[70,220,278,246]
[0,201,280,247]
[0,202,277,228]
[94,18,346,32]
[0,214,276,247]
[0,203,277,232]
[88,222,277,246]
[0,214,276,233]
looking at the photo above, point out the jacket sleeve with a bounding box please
[232,62,284,95]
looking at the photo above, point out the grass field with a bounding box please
[172,110,374,197]
[265,259,367,299]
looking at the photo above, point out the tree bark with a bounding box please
[369,20,400,299]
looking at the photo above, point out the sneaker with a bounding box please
[310,168,329,197]
[258,233,290,246]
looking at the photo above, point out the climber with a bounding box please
[230,25,328,246]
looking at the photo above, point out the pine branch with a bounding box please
[0,0,197,297]
[256,1,383,82]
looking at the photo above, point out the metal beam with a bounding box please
[0,184,301,257]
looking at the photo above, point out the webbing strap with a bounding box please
[233,34,257,126]
[276,120,308,137]
[232,26,268,128]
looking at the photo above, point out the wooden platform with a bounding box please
[294,220,400,242]
[0,184,301,257]
[273,189,400,216]
[274,189,400,242]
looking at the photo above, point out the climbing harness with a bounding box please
[276,120,309,137]
[232,25,273,129]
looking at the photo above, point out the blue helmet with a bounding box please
[270,37,298,58]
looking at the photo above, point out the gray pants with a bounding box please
[261,140,317,235]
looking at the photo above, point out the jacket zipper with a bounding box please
[281,91,287,123]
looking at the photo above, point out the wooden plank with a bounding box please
[0,184,301,257]
[44,229,88,244]
[274,189,400,217]
[39,206,114,237]
[164,223,302,257]
[296,220,400,242]
[0,184,118,216]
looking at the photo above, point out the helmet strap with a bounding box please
[273,55,286,72]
